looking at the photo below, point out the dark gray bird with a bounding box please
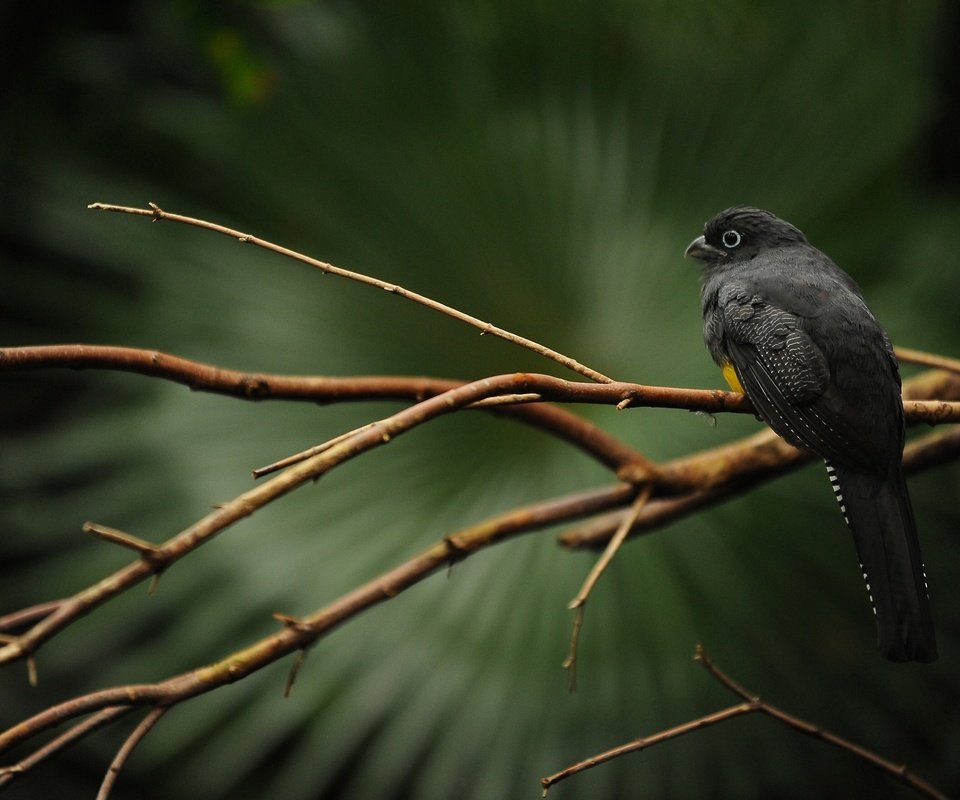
[685,207,936,662]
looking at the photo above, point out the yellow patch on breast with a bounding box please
[722,361,745,394]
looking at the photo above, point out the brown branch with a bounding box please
[568,483,655,612]
[563,486,652,689]
[0,424,956,775]
[83,522,161,559]
[5,372,658,667]
[0,707,133,789]
[0,344,654,474]
[0,346,761,410]
[0,346,956,785]
[1,354,956,667]
[0,206,949,794]
[693,646,948,800]
[87,202,615,384]
[95,707,167,800]
[0,483,636,755]
[3,410,957,766]
[540,702,755,795]
[253,422,378,478]
[0,600,66,634]
[561,425,960,549]
[540,646,947,799]
[5,344,959,481]
[896,346,960,375]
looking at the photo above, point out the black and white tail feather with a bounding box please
[824,461,937,662]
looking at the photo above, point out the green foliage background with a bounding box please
[2,2,958,798]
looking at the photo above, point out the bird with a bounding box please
[684,207,937,662]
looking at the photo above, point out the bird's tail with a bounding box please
[826,462,937,662]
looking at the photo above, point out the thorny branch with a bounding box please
[87,202,614,384]
[540,646,948,800]
[563,485,653,690]
[95,708,167,800]
[1,204,957,796]
[1,355,957,796]
[1,348,956,666]
[2,370,656,670]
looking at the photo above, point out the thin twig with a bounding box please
[95,706,167,800]
[0,483,635,755]
[88,202,614,384]
[255,394,546,477]
[562,424,960,549]
[83,522,161,559]
[0,372,656,668]
[541,646,948,799]
[254,422,380,478]
[896,346,960,375]
[0,344,662,472]
[540,702,755,795]
[562,485,652,689]
[0,600,65,634]
[0,707,133,789]
[693,646,948,800]
[283,649,308,698]
[568,485,653,611]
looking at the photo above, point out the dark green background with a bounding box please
[2,2,958,798]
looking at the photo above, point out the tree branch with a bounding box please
[1,343,957,791]
[561,425,960,549]
[0,483,637,756]
[896,346,960,375]
[540,646,948,799]
[563,485,653,689]
[87,202,615,383]
[0,707,133,790]
[95,707,167,800]
[2,410,957,772]
[4,343,958,481]
[1,350,956,667]
[4,371,659,667]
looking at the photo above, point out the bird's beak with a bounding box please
[684,235,725,262]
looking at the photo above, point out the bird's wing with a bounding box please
[718,283,880,471]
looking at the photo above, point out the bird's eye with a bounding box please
[721,230,742,248]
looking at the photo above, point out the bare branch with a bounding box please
[541,647,947,799]
[0,483,635,754]
[562,425,960,549]
[540,702,755,796]
[1,341,956,790]
[1,355,956,668]
[0,202,951,797]
[87,202,614,383]
[896,346,960,375]
[95,707,167,800]
[563,485,652,689]
[83,522,161,559]
[0,708,133,790]
[0,601,66,634]
[0,373,659,668]
[0,345,651,473]
[4,406,957,766]
[5,344,958,484]
[568,485,654,612]
[693,646,948,800]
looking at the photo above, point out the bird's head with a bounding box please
[684,207,807,266]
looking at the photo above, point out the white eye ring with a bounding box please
[721,230,742,248]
